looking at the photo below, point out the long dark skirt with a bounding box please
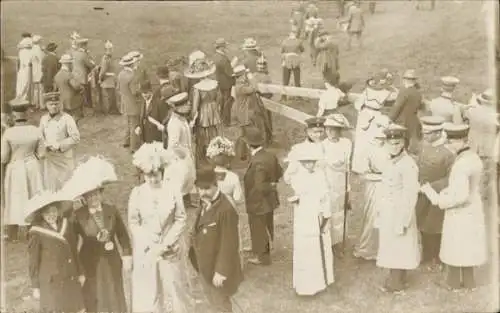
[195,124,222,168]
[81,250,128,313]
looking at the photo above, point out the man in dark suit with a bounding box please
[243,127,283,265]
[213,38,235,126]
[388,69,424,154]
[189,166,243,313]
[41,42,60,93]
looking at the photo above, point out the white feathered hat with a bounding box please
[132,141,174,173]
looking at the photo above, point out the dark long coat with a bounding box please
[74,203,132,313]
[28,216,85,313]
[243,148,283,215]
[140,81,176,143]
[413,140,455,234]
[388,85,424,147]
[189,193,243,296]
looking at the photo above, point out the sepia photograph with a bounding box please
[0,0,499,312]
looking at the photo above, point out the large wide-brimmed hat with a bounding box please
[242,38,259,51]
[184,52,216,79]
[166,92,191,114]
[24,190,73,224]
[61,156,118,201]
[243,127,265,146]
[133,141,172,174]
[324,113,351,129]
[129,50,144,61]
[119,53,136,66]
[476,88,494,105]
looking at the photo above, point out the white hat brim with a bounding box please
[184,65,216,79]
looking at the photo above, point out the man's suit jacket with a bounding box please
[41,52,60,91]
[189,192,243,296]
[71,49,95,86]
[213,51,235,91]
[54,68,82,111]
[117,68,141,116]
[243,148,283,215]
[388,85,423,139]
[140,82,176,143]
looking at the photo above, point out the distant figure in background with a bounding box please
[213,38,236,126]
[1,99,44,242]
[416,0,435,11]
[54,54,84,122]
[40,92,81,191]
[41,42,60,94]
[368,1,377,14]
[314,26,340,86]
[72,37,95,110]
[253,55,274,134]
[136,81,157,144]
[290,8,305,39]
[241,38,261,74]
[463,88,497,160]
[98,40,120,115]
[426,76,463,123]
[316,70,344,117]
[281,28,305,92]
[31,35,46,110]
[345,0,365,49]
[388,69,423,154]
[16,32,33,101]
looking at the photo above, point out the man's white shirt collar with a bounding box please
[251,146,263,156]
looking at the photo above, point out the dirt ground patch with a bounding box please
[1,1,497,312]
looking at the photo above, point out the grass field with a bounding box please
[1,1,498,312]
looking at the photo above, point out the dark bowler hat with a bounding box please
[140,80,152,93]
[194,165,217,189]
[43,92,60,103]
[384,124,407,140]
[45,42,58,52]
[156,65,170,79]
[243,127,265,146]
[444,123,469,139]
[305,117,326,129]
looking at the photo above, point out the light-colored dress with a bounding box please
[353,143,389,260]
[321,137,352,245]
[463,100,497,158]
[16,44,32,100]
[1,124,45,225]
[438,148,488,267]
[39,112,80,191]
[128,183,191,313]
[285,164,334,296]
[376,151,421,270]
[427,95,463,123]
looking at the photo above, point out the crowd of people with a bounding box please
[1,1,498,313]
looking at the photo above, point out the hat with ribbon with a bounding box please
[324,113,351,128]
[476,88,494,105]
[184,51,215,79]
[119,53,136,66]
[305,117,326,129]
[129,51,144,61]
[43,92,60,104]
[443,123,469,139]
[166,92,191,114]
[24,190,73,224]
[384,124,407,140]
[242,38,259,51]
[45,42,58,52]
[60,156,118,201]
[243,127,266,146]
[59,54,73,64]
[215,38,228,49]
[420,115,445,133]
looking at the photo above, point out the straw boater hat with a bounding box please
[324,113,351,129]
[420,115,445,133]
[61,156,118,201]
[167,92,191,114]
[24,190,72,224]
[184,52,216,79]
[443,123,469,140]
[242,38,259,51]
[440,76,459,92]
[119,53,136,67]
[129,51,144,62]
[476,88,494,105]
[59,54,73,64]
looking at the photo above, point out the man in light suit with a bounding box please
[71,38,95,109]
[53,54,84,122]
[213,38,235,126]
[117,53,141,152]
[243,127,283,265]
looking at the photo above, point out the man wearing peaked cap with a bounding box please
[98,40,120,115]
[164,92,194,158]
[54,54,84,122]
[39,90,81,191]
[414,115,455,271]
[388,68,423,154]
[426,76,463,124]
[376,122,421,293]
[420,122,487,291]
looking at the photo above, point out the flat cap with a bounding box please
[43,92,60,103]
[384,124,407,139]
[443,123,469,139]
[305,117,326,128]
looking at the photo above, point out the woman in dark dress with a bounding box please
[63,157,132,313]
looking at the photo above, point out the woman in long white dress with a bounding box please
[16,34,33,100]
[284,145,334,296]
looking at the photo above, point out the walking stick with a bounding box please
[342,146,354,253]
